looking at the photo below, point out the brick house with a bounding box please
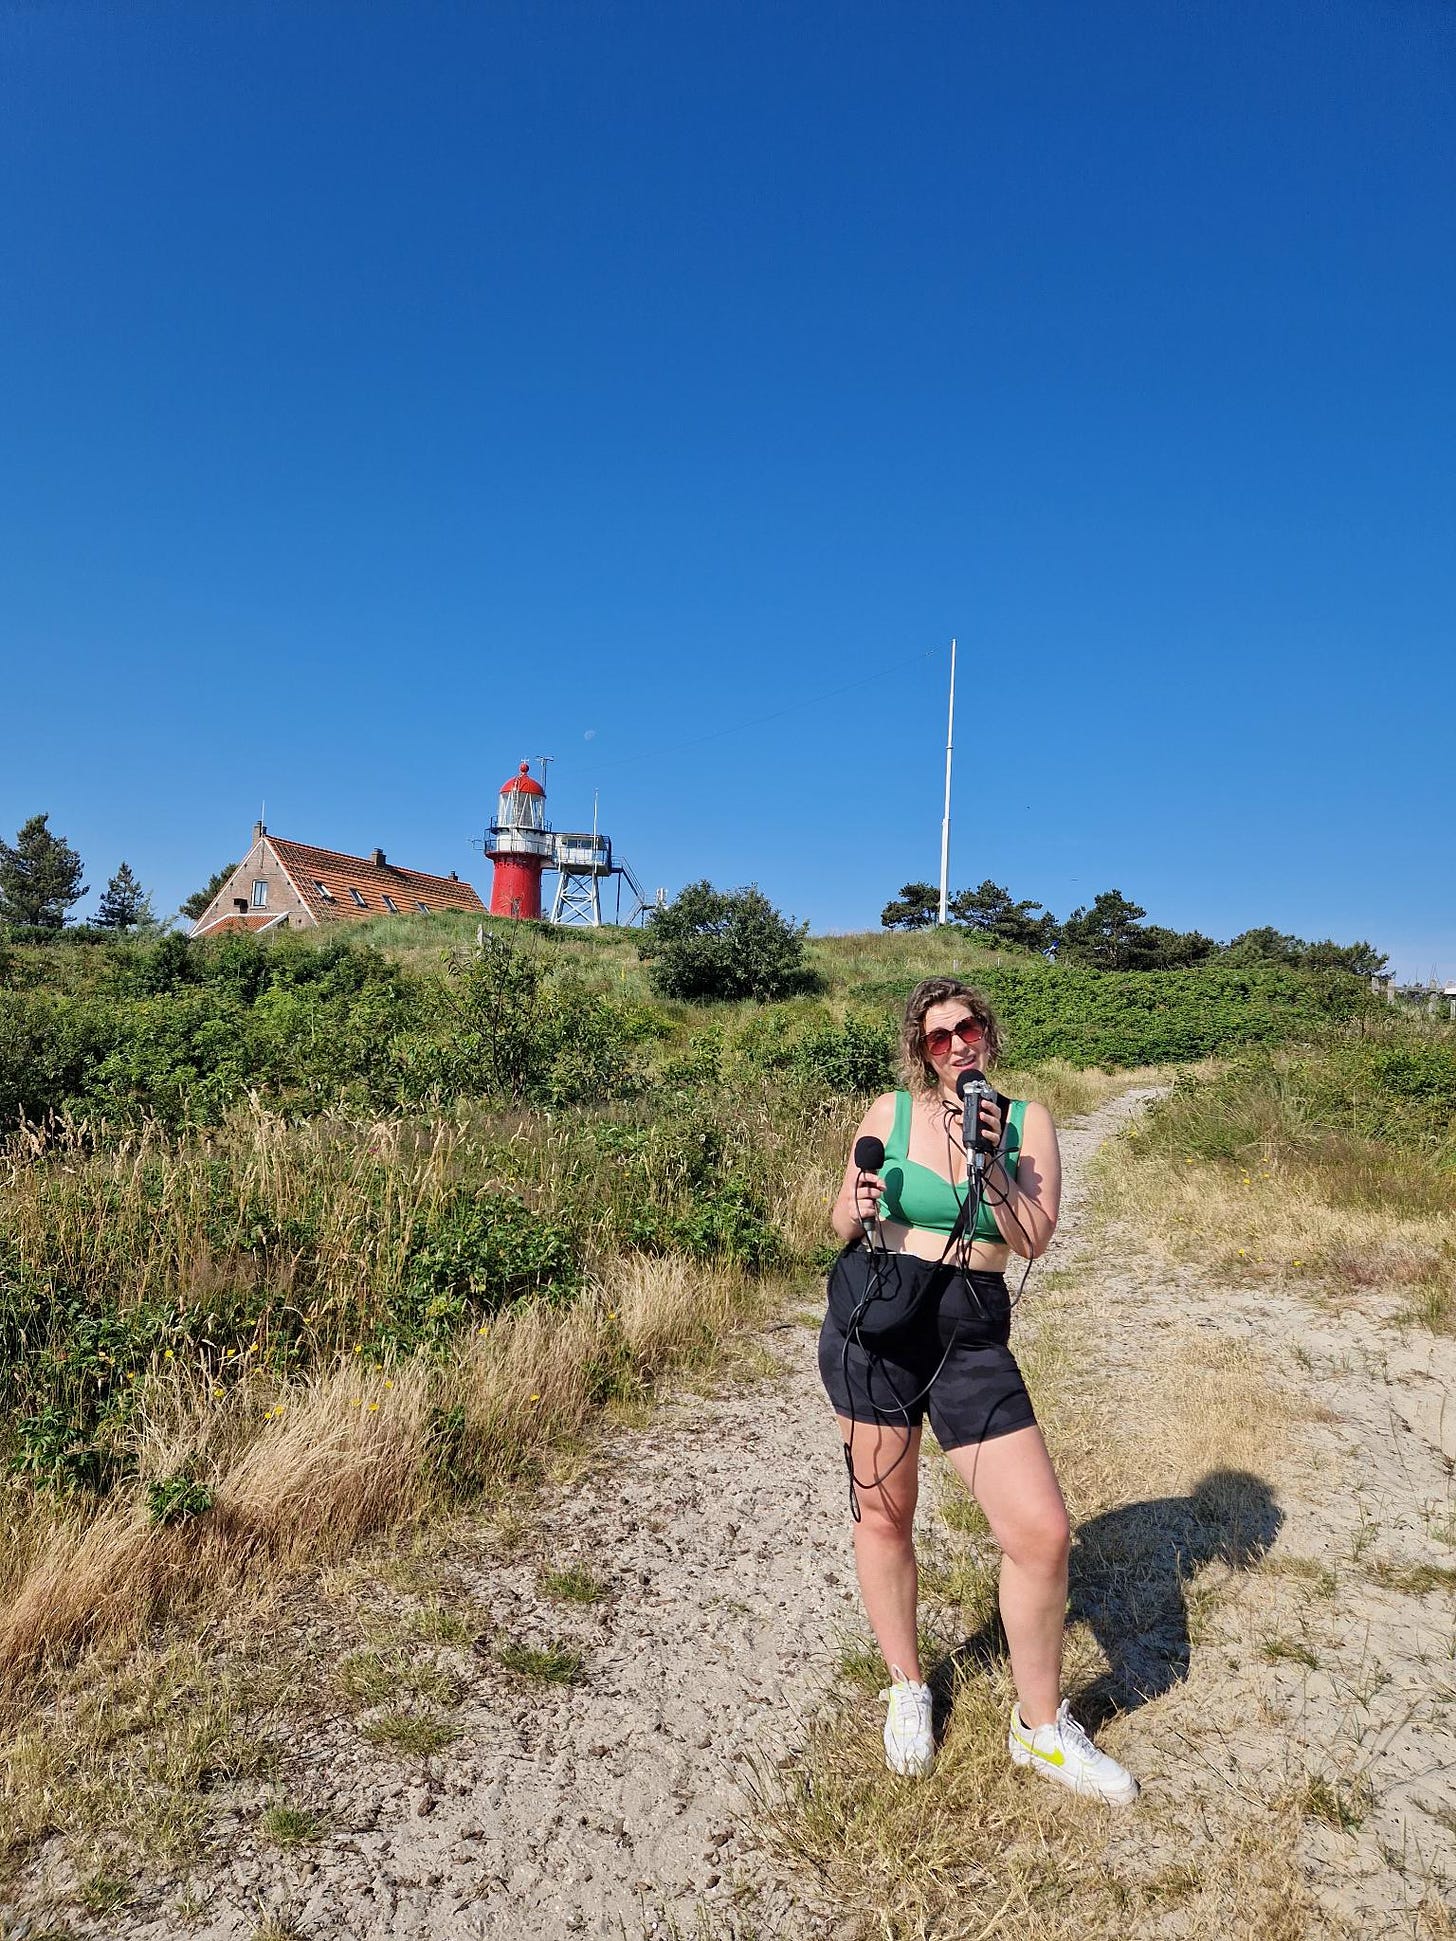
[189,822,486,938]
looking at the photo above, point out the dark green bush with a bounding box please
[147,1470,215,1525]
[399,1191,583,1345]
[640,882,819,1003]
[790,1015,896,1095]
[853,961,1374,1069]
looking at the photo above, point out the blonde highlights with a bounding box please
[898,979,1003,1094]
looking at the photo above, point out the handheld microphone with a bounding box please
[853,1135,885,1245]
[956,1068,998,1181]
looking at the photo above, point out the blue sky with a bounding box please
[2,0,1452,974]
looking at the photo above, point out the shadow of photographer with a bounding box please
[931,1468,1283,1735]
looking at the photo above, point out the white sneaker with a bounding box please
[879,1666,935,1777]
[1008,1700,1139,1805]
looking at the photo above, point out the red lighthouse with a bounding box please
[485,762,551,918]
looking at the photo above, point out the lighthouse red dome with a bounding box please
[500,761,545,797]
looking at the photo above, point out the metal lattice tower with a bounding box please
[547,829,658,926]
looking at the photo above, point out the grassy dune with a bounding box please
[1097,1029,1456,1333]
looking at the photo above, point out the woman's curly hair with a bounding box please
[899,978,1004,1094]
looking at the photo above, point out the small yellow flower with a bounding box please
[477,1324,489,1336]
[212,1385,224,1397]
[350,1397,361,1407]
[163,1349,175,1360]
[368,1401,379,1412]
[529,1393,540,1402]
[353,1345,363,1355]
[1292,1259,1303,1267]
[384,1379,394,1389]
[1237,1249,1246,1258]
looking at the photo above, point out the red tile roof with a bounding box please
[267,837,485,924]
[193,910,289,938]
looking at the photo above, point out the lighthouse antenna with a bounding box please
[938,638,956,925]
[533,755,554,790]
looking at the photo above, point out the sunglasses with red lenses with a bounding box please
[923,1016,985,1059]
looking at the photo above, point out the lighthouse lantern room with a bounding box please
[484,762,551,919]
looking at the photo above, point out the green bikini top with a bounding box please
[878,1089,1025,1244]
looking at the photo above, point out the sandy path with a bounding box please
[85,1089,1146,1941]
[71,1081,1455,1937]
[1086,1183,1456,1932]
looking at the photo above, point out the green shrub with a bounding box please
[790,1015,895,1095]
[8,1404,124,1494]
[147,1470,215,1525]
[851,961,1373,1069]
[400,1191,582,1343]
[640,882,819,1004]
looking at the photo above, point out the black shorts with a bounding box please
[817,1269,1036,1452]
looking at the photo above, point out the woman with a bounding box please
[818,978,1137,1802]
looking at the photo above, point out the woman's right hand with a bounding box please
[830,1094,896,1243]
[851,1171,885,1227]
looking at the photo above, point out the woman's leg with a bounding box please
[944,1425,1070,1726]
[835,1414,923,1680]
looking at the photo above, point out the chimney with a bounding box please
[253,820,266,842]
[371,847,386,867]
[450,870,459,881]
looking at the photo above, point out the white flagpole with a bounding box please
[938,638,956,925]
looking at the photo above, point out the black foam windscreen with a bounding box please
[955,1067,986,1098]
[853,1135,885,1171]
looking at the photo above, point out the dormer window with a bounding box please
[416,901,430,914]
[251,880,268,908]
[381,894,398,913]
[313,880,335,901]
[349,888,367,907]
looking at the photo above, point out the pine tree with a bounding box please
[1059,889,1149,970]
[880,882,941,930]
[179,864,235,922]
[0,814,87,929]
[95,862,154,930]
[948,879,1062,955]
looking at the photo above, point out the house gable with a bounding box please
[188,829,314,939]
[187,825,485,939]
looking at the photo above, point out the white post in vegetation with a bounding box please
[938,637,956,926]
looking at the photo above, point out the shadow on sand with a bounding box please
[930,1467,1283,1735]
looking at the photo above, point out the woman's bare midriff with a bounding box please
[876,1218,1013,1270]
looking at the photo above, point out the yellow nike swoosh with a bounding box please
[1013,1731,1065,1767]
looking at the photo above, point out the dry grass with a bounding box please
[1094,1051,1456,1333]
[995,1060,1168,1125]
[0,1625,287,1882]
[0,1239,780,1906]
[1098,1130,1456,1317]
[760,1272,1321,1940]
[0,1251,776,1712]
